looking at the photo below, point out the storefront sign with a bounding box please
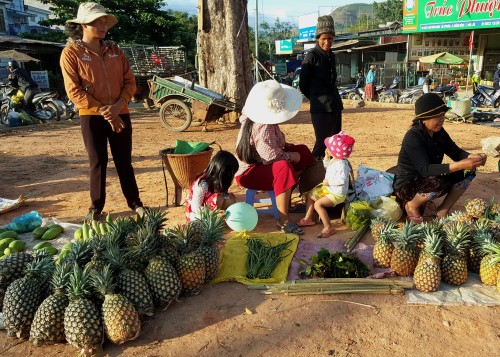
[403,0,500,33]
[291,36,302,54]
[408,31,472,60]
[275,39,293,55]
[30,70,50,89]
[298,13,317,41]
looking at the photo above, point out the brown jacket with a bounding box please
[60,40,135,116]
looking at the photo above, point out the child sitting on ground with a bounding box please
[185,150,239,221]
[298,132,355,238]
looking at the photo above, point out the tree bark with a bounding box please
[197,0,253,121]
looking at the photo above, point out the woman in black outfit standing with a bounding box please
[299,15,344,160]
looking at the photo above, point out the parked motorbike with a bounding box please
[63,98,77,119]
[338,84,356,99]
[470,85,500,108]
[0,84,65,125]
[379,77,401,103]
[397,85,424,104]
[349,83,386,101]
[434,85,457,100]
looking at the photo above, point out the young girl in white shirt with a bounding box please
[298,132,355,238]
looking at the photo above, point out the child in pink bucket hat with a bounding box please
[298,131,355,238]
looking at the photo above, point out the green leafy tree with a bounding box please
[346,13,377,32]
[373,0,403,23]
[254,18,294,62]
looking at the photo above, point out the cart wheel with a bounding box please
[159,99,192,132]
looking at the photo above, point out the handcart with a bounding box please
[148,75,240,132]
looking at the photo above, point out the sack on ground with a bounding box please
[481,136,500,157]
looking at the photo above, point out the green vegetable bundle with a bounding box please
[246,238,294,279]
[345,200,372,230]
[298,248,370,279]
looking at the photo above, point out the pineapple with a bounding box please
[390,221,423,276]
[370,217,395,242]
[448,210,474,225]
[3,256,54,338]
[441,222,470,285]
[479,242,500,286]
[414,226,443,292]
[105,247,155,316]
[64,266,103,356]
[0,251,34,310]
[372,222,398,268]
[64,240,93,268]
[144,256,182,307]
[196,206,225,282]
[468,230,494,273]
[91,266,141,345]
[30,263,71,346]
[172,224,206,295]
[141,207,168,234]
[464,198,487,219]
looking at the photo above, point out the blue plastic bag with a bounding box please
[5,211,42,233]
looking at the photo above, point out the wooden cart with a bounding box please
[148,75,239,132]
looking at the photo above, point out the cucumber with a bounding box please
[33,241,53,250]
[32,226,49,240]
[9,240,26,252]
[91,220,99,233]
[41,227,63,240]
[0,231,18,239]
[99,222,108,235]
[82,223,90,241]
[74,227,83,241]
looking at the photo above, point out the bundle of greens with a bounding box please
[345,201,372,230]
[245,238,294,279]
[298,248,370,279]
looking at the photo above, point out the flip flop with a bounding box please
[406,215,424,224]
[298,218,316,227]
[279,222,304,236]
[316,227,336,238]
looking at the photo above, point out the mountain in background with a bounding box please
[331,3,374,32]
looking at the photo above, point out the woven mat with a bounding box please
[0,195,25,214]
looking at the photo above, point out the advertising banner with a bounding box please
[403,0,500,33]
[30,70,50,89]
[407,31,473,61]
[275,39,293,55]
[298,12,317,41]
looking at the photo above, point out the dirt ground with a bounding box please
[0,100,499,356]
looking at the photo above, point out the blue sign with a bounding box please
[299,26,316,41]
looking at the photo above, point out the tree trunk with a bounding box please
[197,0,253,122]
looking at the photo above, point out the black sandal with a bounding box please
[277,222,304,235]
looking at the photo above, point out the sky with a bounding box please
[164,0,379,26]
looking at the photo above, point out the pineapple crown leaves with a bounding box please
[107,216,137,243]
[172,223,201,254]
[141,207,167,233]
[66,240,93,268]
[197,206,225,245]
[421,225,443,259]
[24,255,56,283]
[377,223,399,244]
[392,221,424,250]
[51,262,72,291]
[90,265,117,297]
[126,224,162,264]
[483,197,496,220]
[482,242,500,265]
[369,217,391,230]
[443,222,471,256]
[473,217,492,234]
[67,265,93,301]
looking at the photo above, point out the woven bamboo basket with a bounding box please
[449,97,472,117]
[159,147,214,190]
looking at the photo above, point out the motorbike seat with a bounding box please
[478,85,495,91]
[33,92,55,100]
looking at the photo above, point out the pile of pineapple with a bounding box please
[0,206,224,355]
[370,198,500,293]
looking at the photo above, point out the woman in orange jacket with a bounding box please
[60,2,144,219]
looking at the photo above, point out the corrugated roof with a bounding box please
[351,40,407,51]
[0,35,64,47]
[331,39,359,50]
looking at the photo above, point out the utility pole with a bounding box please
[255,0,259,83]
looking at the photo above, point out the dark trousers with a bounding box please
[311,111,342,158]
[23,87,41,112]
[80,113,142,213]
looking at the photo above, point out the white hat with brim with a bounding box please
[67,2,118,28]
[242,80,302,125]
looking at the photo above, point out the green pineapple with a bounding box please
[29,263,71,346]
[441,222,470,285]
[414,226,443,292]
[468,229,494,273]
[105,246,155,316]
[141,207,168,235]
[64,266,103,356]
[196,206,225,282]
[91,266,141,345]
[3,256,54,338]
[144,255,182,307]
[64,240,93,268]
[390,221,423,276]
[0,251,33,311]
[370,217,394,242]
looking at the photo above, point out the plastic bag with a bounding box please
[353,165,395,201]
[345,200,372,230]
[481,136,500,158]
[5,211,42,233]
[370,196,403,221]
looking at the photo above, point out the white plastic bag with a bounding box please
[481,136,500,158]
[353,165,395,202]
[370,196,403,221]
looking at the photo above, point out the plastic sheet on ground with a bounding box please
[288,241,391,281]
[13,218,80,251]
[407,274,500,306]
[213,231,299,285]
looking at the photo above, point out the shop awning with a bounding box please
[331,39,359,50]
[351,41,408,51]
[0,49,40,62]
[0,35,64,47]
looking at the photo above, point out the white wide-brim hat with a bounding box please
[67,2,118,28]
[242,80,302,125]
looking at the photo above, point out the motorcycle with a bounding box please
[470,85,500,108]
[0,84,65,125]
[397,85,424,104]
[338,84,356,99]
[63,98,77,119]
[378,77,401,103]
[349,83,386,101]
[434,85,457,101]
